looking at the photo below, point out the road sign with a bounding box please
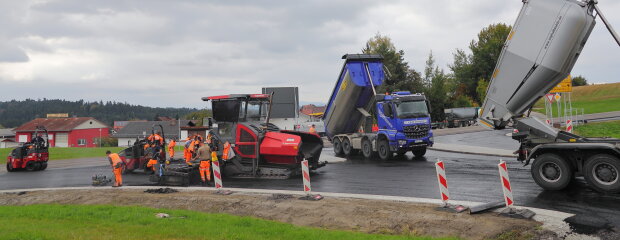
[545,94,555,103]
[554,93,561,101]
[550,76,573,93]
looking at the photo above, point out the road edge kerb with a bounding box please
[0,186,584,239]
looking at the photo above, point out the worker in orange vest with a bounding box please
[183,137,191,163]
[148,132,164,147]
[106,150,124,187]
[146,147,163,173]
[186,138,198,165]
[193,142,212,186]
[168,138,176,160]
[309,124,317,134]
[222,141,232,161]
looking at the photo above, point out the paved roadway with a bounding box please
[1,129,618,237]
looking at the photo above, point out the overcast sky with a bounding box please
[1,0,619,109]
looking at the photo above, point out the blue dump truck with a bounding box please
[323,54,433,160]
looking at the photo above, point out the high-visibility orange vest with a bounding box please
[222,142,231,160]
[109,153,122,167]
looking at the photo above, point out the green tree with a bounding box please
[362,33,415,93]
[450,23,512,104]
[422,51,451,120]
[572,75,588,86]
[184,109,212,126]
[476,78,490,102]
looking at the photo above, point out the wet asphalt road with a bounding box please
[2,149,619,233]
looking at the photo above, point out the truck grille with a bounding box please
[404,125,430,139]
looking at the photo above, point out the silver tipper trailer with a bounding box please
[480,0,620,193]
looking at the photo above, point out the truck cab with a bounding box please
[375,92,433,155]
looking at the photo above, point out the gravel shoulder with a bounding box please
[0,188,553,240]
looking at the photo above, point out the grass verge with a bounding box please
[0,147,125,164]
[574,120,620,139]
[533,82,620,114]
[0,204,449,240]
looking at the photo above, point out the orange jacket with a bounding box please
[222,142,231,160]
[168,140,176,149]
[108,153,122,168]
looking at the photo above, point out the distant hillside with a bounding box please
[0,99,198,128]
[533,82,620,114]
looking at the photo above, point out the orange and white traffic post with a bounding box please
[212,160,223,189]
[435,159,450,206]
[566,119,573,133]
[300,159,323,200]
[498,159,514,207]
[301,159,312,193]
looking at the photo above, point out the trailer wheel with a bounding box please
[361,138,373,158]
[25,161,37,171]
[377,139,392,161]
[412,147,427,158]
[333,138,343,155]
[342,138,354,156]
[584,154,620,193]
[531,153,572,191]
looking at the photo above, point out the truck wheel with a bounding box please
[333,138,343,155]
[25,162,37,171]
[40,162,48,171]
[412,147,427,158]
[377,139,392,161]
[342,138,354,156]
[531,153,572,191]
[361,139,373,158]
[584,154,620,193]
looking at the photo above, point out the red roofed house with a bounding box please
[14,117,110,148]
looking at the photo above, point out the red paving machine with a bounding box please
[148,94,325,185]
[6,126,49,172]
[203,93,325,178]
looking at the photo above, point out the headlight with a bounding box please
[398,140,407,145]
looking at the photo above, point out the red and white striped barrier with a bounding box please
[435,160,450,204]
[498,159,514,207]
[566,119,573,133]
[212,160,223,189]
[301,159,311,193]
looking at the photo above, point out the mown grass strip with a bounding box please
[574,120,620,139]
[0,204,453,240]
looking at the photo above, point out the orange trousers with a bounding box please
[199,161,211,182]
[168,147,175,159]
[184,149,191,163]
[146,159,157,171]
[113,168,123,186]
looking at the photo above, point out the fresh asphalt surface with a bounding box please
[1,129,619,235]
